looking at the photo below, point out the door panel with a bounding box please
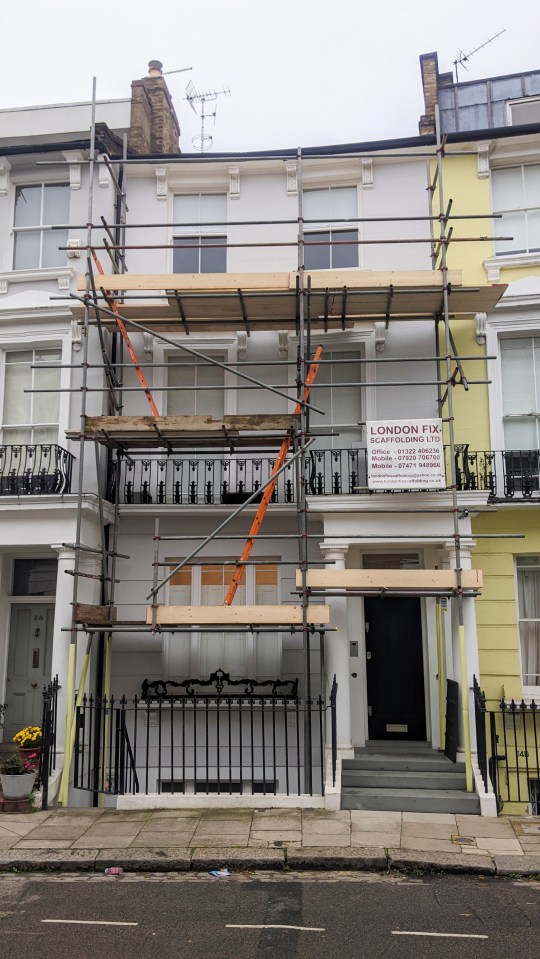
[5,604,54,741]
[365,597,426,741]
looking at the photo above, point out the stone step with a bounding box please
[341,768,467,790]
[344,755,466,774]
[361,740,432,751]
[341,786,480,814]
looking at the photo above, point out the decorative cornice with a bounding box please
[477,142,492,179]
[285,162,298,196]
[475,312,487,345]
[228,166,240,199]
[0,157,11,197]
[361,158,374,189]
[237,331,248,359]
[0,267,75,294]
[155,167,167,200]
[484,252,540,282]
[71,318,82,352]
[374,321,386,352]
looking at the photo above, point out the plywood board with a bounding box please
[146,604,330,625]
[77,269,463,294]
[296,569,483,589]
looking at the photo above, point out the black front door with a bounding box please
[365,597,426,741]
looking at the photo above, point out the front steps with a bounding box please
[341,741,480,814]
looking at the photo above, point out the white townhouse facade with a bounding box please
[0,60,505,812]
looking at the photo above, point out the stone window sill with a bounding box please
[483,253,540,282]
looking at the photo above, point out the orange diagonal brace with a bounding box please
[224,345,323,606]
[90,250,159,416]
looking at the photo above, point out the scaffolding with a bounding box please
[31,86,518,805]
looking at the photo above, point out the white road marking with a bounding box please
[392,931,488,940]
[41,920,138,927]
[226,923,325,932]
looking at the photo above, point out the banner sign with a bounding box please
[366,419,445,490]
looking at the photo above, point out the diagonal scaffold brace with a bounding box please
[223,345,323,606]
[90,249,160,416]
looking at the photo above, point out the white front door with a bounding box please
[4,604,54,742]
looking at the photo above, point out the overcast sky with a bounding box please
[3,0,539,151]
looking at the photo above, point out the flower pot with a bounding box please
[18,746,41,762]
[0,771,37,800]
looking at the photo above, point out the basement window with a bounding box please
[528,778,540,815]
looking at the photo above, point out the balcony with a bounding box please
[107,446,540,505]
[0,444,74,496]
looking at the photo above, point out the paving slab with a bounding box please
[302,809,351,822]
[148,809,202,819]
[402,812,456,825]
[351,832,400,847]
[350,810,401,824]
[475,837,524,854]
[287,846,387,871]
[250,830,302,843]
[301,818,351,835]
[400,838,457,853]
[13,839,75,850]
[96,848,191,872]
[0,849,98,871]
[495,855,540,876]
[191,847,284,870]
[456,816,515,838]
[130,831,196,848]
[301,833,351,848]
[387,848,496,875]
[401,822,455,840]
[252,814,301,831]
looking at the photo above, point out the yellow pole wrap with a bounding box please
[60,650,92,808]
[458,624,473,792]
[436,603,446,749]
[99,634,113,808]
[59,642,76,807]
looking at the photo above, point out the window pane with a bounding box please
[34,364,60,425]
[494,211,527,254]
[199,194,227,225]
[13,230,40,270]
[492,167,524,210]
[501,338,535,415]
[14,185,41,227]
[32,427,58,445]
[3,359,31,425]
[524,165,540,207]
[528,210,540,252]
[332,229,359,268]
[196,361,224,418]
[330,186,357,220]
[43,184,69,225]
[2,427,33,445]
[304,231,331,270]
[173,195,200,225]
[200,236,226,272]
[173,238,200,273]
[517,556,540,567]
[167,360,195,416]
[303,189,330,223]
[13,558,57,596]
[42,228,67,268]
[503,418,537,449]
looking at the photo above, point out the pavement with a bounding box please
[0,807,539,876]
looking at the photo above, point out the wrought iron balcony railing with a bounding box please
[107,446,540,505]
[0,444,74,496]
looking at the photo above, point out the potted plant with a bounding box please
[0,753,39,801]
[13,725,42,758]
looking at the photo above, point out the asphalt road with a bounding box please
[0,871,538,958]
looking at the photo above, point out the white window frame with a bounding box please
[164,560,281,677]
[11,181,70,272]
[303,185,360,271]
[151,336,238,417]
[486,308,540,453]
[0,334,70,450]
[171,193,228,274]
[506,97,540,127]
[490,163,540,259]
[515,555,540,696]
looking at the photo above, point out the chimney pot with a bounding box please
[148,60,163,77]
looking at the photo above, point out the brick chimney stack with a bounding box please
[418,52,454,136]
[129,60,181,154]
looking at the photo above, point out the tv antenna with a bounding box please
[454,29,506,82]
[185,80,231,153]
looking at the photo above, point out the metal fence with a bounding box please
[0,445,74,496]
[474,676,540,812]
[73,675,337,800]
[39,675,59,810]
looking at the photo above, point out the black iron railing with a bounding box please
[73,670,334,798]
[109,446,540,505]
[0,445,74,496]
[39,675,59,810]
[473,675,540,812]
